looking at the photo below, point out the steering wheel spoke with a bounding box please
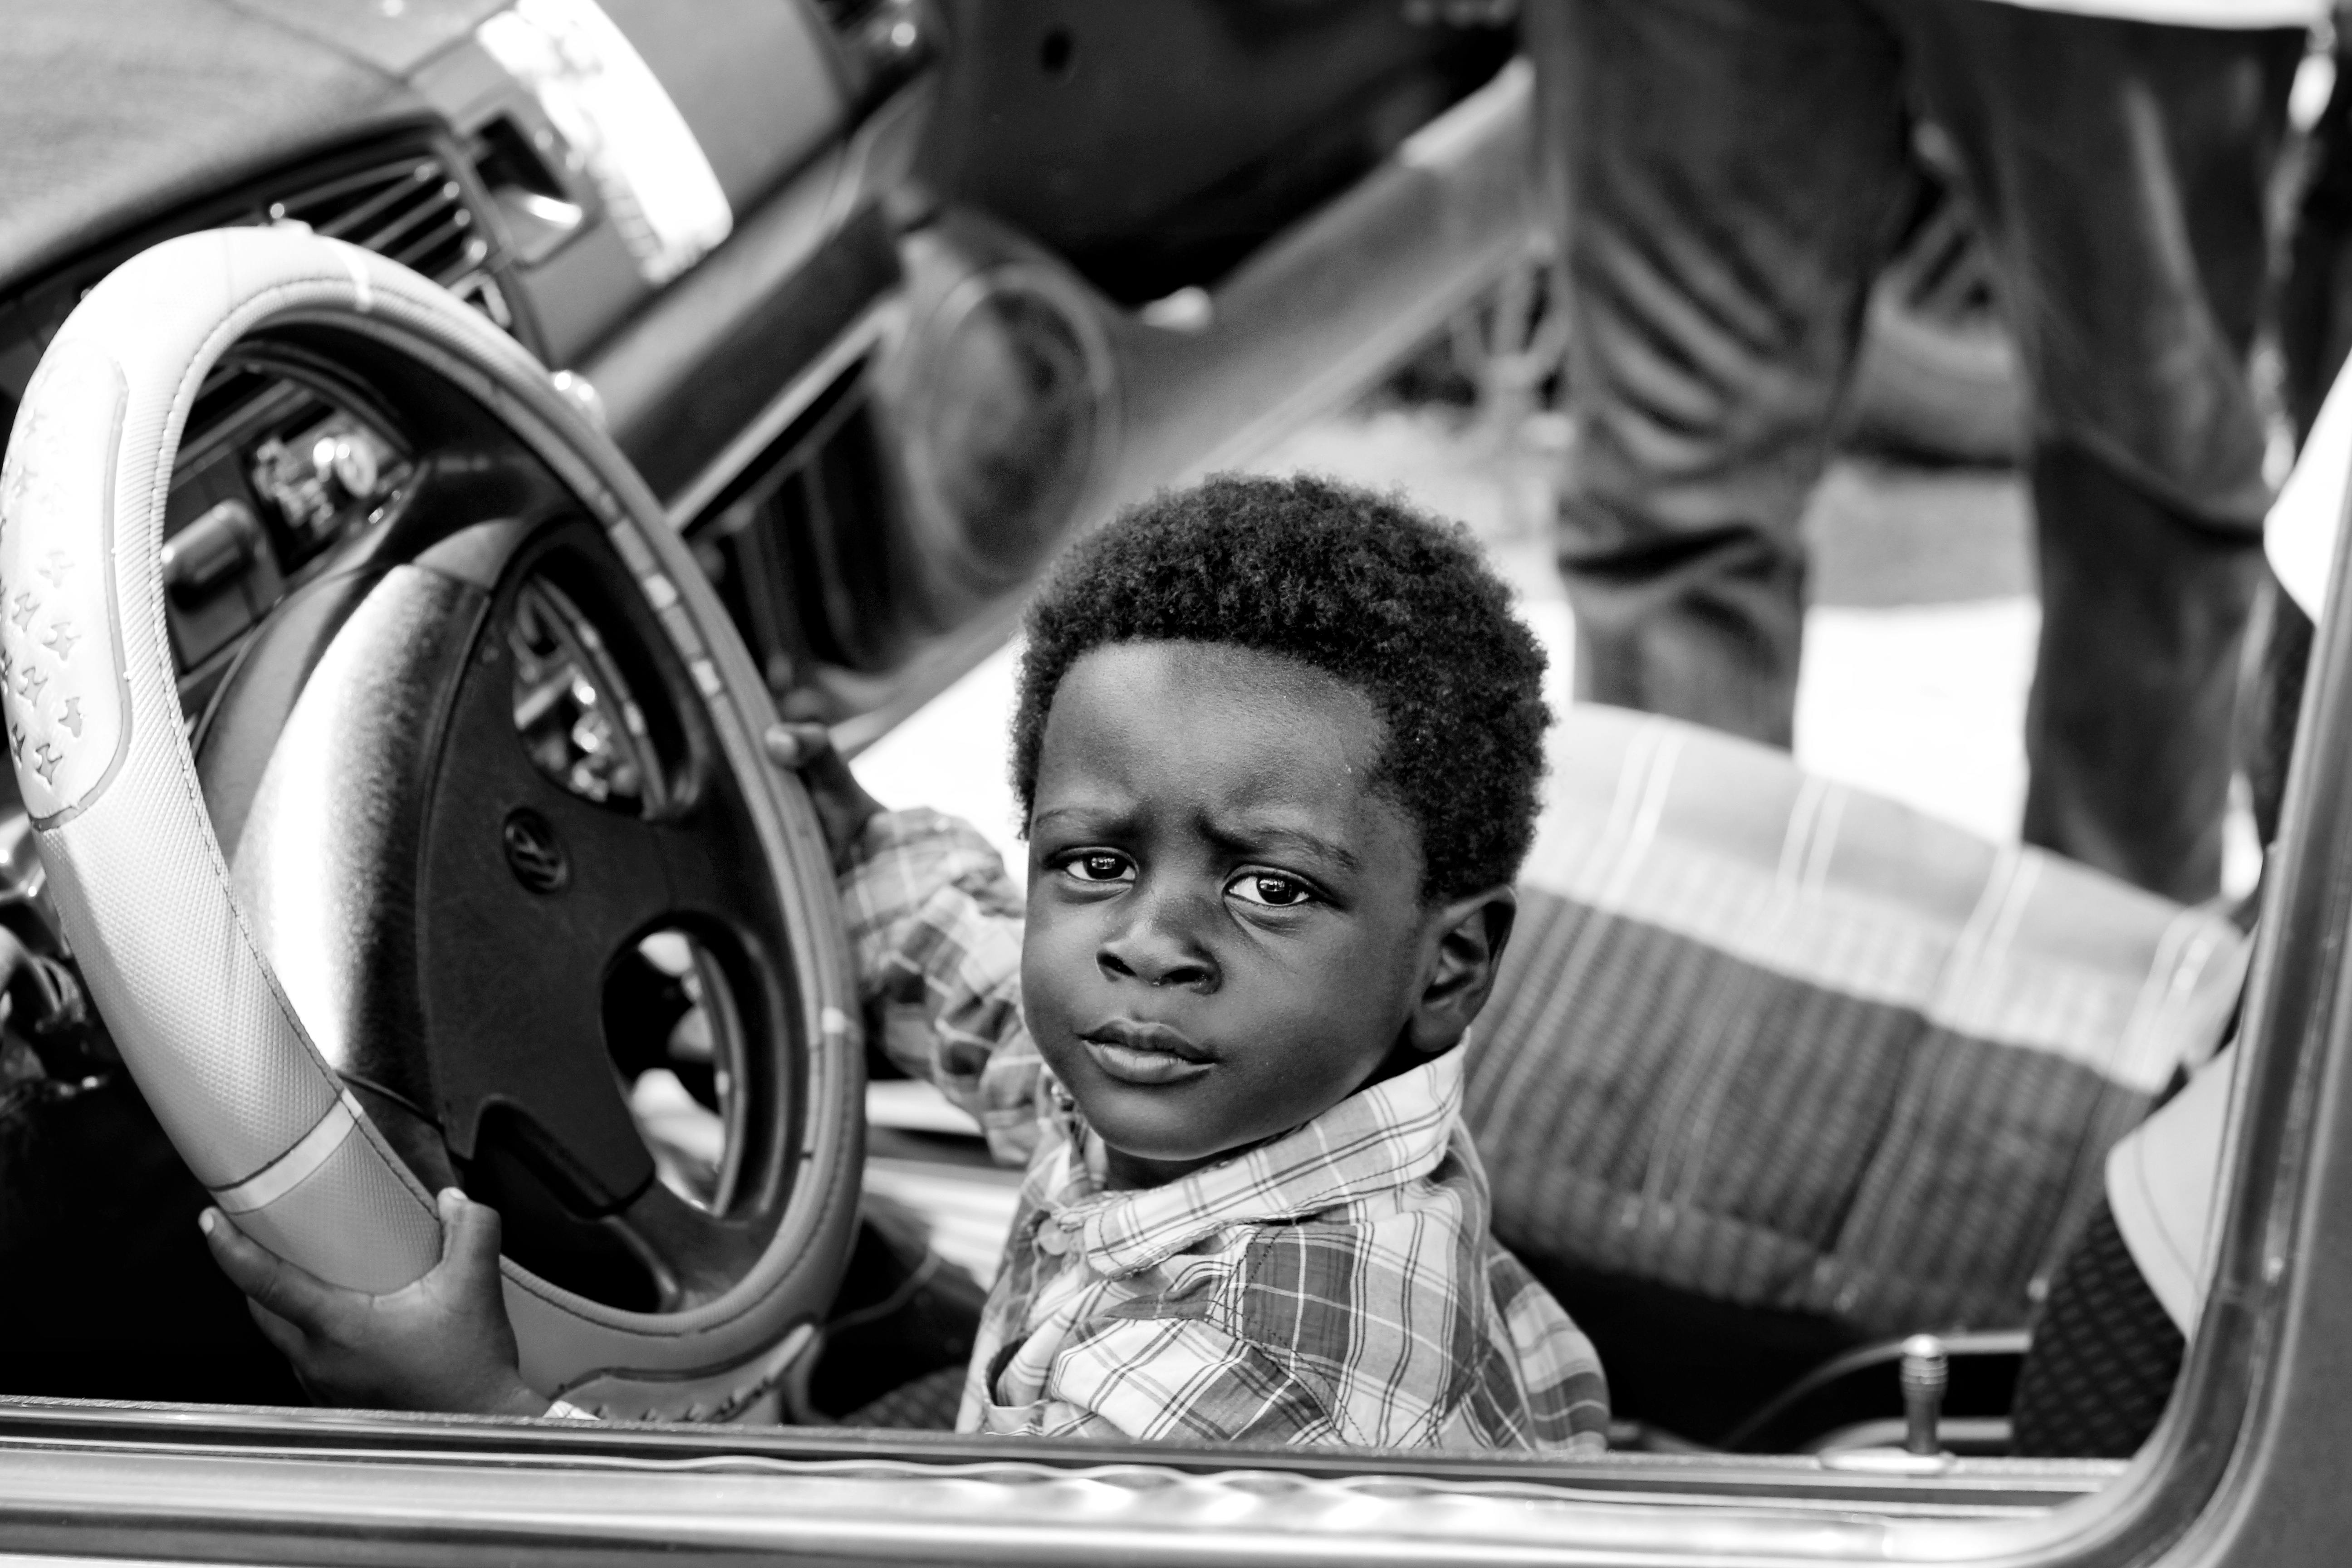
[645,804,769,924]
[421,637,676,1215]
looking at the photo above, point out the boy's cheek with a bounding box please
[1018,913,1086,1038]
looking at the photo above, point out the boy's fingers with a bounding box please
[436,1187,505,1274]
[198,1206,275,1291]
[201,1207,343,1330]
[761,721,832,770]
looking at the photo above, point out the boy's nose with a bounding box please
[1098,895,1217,992]
[1099,944,1216,990]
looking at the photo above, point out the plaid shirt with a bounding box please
[843,808,1610,1452]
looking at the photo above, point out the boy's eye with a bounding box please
[1226,871,1315,908]
[1061,851,1133,885]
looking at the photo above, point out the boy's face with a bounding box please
[1022,640,1490,1189]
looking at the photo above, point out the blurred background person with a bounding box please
[1527,0,2319,902]
[2245,4,2352,858]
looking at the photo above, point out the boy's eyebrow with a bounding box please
[1203,819,1363,873]
[1030,804,1127,834]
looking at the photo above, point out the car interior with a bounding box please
[0,1,2337,1559]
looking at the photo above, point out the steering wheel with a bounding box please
[0,226,862,1419]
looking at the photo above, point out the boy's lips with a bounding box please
[1078,1019,1214,1086]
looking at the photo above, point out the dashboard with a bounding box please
[0,0,1519,764]
[0,0,926,737]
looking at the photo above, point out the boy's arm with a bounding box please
[837,808,1044,1163]
[766,722,1044,1163]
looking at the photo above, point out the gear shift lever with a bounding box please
[1900,1334,1949,1456]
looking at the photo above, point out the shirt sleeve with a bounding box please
[837,807,1045,1164]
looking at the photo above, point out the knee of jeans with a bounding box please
[1553,495,1810,589]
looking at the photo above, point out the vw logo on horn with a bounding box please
[501,805,570,894]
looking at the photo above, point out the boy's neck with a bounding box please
[1100,1144,1222,1191]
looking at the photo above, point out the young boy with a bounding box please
[203,473,1610,1453]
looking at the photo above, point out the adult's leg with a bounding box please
[1528,0,1913,746]
[2245,41,2352,859]
[2023,447,2269,900]
[1898,4,2300,901]
[2282,31,2352,444]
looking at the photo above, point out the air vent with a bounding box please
[691,365,912,685]
[266,151,514,332]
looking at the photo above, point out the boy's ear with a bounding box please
[1406,885,1517,1056]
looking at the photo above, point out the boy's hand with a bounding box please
[763,720,883,872]
[201,1187,548,1417]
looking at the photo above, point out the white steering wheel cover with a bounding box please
[0,227,861,1416]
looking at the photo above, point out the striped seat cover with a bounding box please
[1469,706,2244,1340]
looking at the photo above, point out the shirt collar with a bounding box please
[1049,1046,1465,1277]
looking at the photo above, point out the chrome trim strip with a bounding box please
[0,1429,2103,1564]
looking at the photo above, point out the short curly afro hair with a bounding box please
[1011,473,1549,902]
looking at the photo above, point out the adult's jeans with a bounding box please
[1528,0,2302,902]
